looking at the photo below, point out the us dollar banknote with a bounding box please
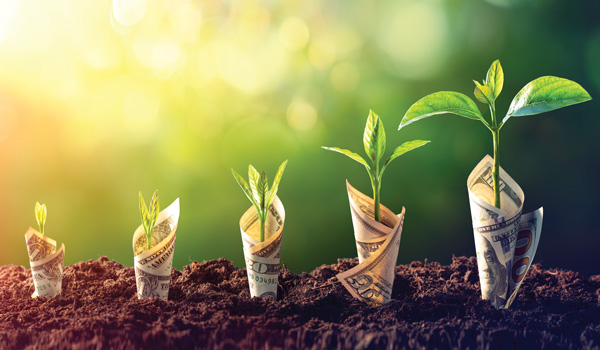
[336,181,405,305]
[25,228,65,298]
[239,196,285,300]
[468,155,543,309]
[132,198,179,300]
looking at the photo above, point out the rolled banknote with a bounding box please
[239,196,285,300]
[336,181,405,305]
[25,228,65,298]
[132,198,179,300]
[468,155,543,309]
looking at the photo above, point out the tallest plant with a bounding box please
[399,60,591,209]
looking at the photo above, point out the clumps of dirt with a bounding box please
[1,256,599,349]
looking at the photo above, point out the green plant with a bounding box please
[399,60,591,209]
[139,190,160,250]
[34,201,47,235]
[232,160,288,242]
[323,110,429,222]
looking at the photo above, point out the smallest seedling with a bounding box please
[34,202,47,235]
[139,190,160,250]
[232,160,288,242]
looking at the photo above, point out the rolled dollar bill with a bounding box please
[239,196,285,300]
[336,181,405,305]
[25,228,65,298]
[468,155,543,309]
[132,198,179,300]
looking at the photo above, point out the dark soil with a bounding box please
[1,256,599,350]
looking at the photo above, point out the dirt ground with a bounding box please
[1,256,599,350]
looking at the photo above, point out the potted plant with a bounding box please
[399,60,591,308]
[24,202,66,298]
[132,190,180,300]
[322,110,429,304]
[232,160,287,300]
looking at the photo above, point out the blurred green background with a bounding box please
[0,0,598,275]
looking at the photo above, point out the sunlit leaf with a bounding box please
[503,76,592,124]
[321,146,370,169]
[266,160,287,208]
[473,80,494,104]
[34,201,47,235]
[248,164,261,205]
[257,171,268,210]
[383,140,430,169]
[485,60,504,98]
[363,110,385,163]
[232,168,256,207]
[399,92,485,129]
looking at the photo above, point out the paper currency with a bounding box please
[239,196,285,300]
[336,181,405,305]
[132,198,179,300]
[25,228,65,298]
[468,155,543,309]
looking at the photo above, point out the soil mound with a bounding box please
[1,256,599,349]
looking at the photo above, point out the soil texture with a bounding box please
[1,256,600,350]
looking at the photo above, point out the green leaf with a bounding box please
[363,110,386,163]
[321,146,370,169]
[139,192,150,237]
[257,171,268,211]
[34,201,47,235]
[383,140,430,169]
[232,168,256,206]
[266,160,288,208]
[473,80,494,105]
[503,76,592,124]
[485,59,504,98]
[149,190,159,226]
[248,164,261,205]
[399,92,485,129]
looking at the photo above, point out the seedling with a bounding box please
[139,190,159,250]
[232,160,288,242]
[34,202,47,235]
[399,60,591,209]
[323,110,429,222]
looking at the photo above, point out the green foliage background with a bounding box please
[0,0,598,275]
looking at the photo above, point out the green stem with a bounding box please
[259,213,266,242]
[147,232,152,250]
[372,161,382,222]
[492,127,501,209]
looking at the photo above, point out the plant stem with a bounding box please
[372,162,381,222]
[492,127,501,209]
[488,102,501,209]
[259,213,266,242]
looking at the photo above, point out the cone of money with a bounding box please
[336,181,405,305]
[132,195,180,300]
[468,155,543,309]
[25,202,65,298]
[239,196,285,300]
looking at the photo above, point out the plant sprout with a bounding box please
[323,110,429,222]
[139,190,160,250]
[232,160,288,242]
[399,60,591,209]
[34,201,47,235]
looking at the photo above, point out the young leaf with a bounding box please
[321,146,370,169]
[139,192,150,233]
[383,140,430,169]
[485,60,504,98]
[399,92,485,130]
[266,160,288,207]
[473,80,495,105]
[34,201,47,235]
[503,76,592,124]
[248,165,261,204]
[363,110,386,163]
[149,190,159,226]
[257,171,269,211]
[232,168,256,206]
